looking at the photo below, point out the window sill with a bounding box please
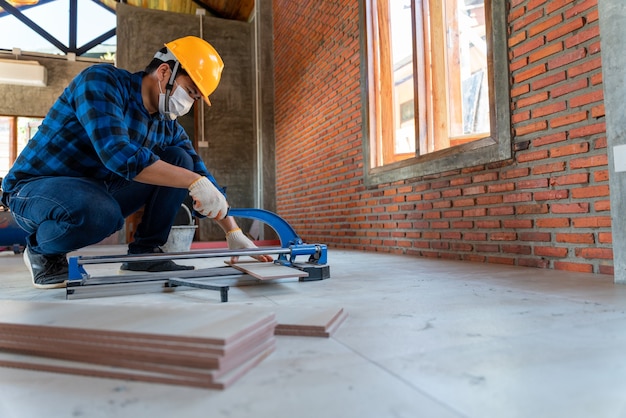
[365,136,509,186]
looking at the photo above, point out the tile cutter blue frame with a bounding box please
[66,209,329,301]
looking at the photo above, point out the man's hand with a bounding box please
[226,228,273,263]
[188,177,228,220]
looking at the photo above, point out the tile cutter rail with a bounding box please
[66,209,330,301]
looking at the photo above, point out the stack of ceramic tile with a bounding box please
[0,300,276,389]
[274,306,348,337]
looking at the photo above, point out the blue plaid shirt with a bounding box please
[2,64,220,196]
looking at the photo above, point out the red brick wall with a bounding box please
[273,0,611,274]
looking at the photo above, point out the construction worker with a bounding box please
[0,36,271,289]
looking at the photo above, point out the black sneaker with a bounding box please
[119,247,195,273]
[23,247,68,289]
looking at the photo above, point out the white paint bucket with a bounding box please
[163,204,197,253]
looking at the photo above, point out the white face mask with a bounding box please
[158,81,195,120]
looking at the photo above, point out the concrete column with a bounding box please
[256,0,277,215]
[598,0,626,283]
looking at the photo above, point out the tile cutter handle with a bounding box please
[227,208,302,247]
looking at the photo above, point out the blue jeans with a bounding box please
[6,147,192,255]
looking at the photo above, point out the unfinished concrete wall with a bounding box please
[598,0,626,283]
[116,3,275,241]
[0,56,93,117]
[254,0,277,223]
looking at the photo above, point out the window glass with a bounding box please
[368,0,492,166]
[0,116,42,180]
[390,1,415,158]
[0,0,116,58]
[364,0,511,184]
[448,0,490,140]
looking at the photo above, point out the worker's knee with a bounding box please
[78,198,124,235]
[157,147,193,170]
[34,193,123,254]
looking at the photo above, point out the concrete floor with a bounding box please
[1,244,626,418]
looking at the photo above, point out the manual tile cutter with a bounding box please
[66,208,329,301]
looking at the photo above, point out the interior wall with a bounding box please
[0,56,92,117]
[273,0,612,275]
[116,3,269,241]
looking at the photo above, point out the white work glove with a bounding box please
[188,177,228,220]
[226,228,257,251]
[226,228,273,263]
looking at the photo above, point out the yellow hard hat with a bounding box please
[165,36,224,106]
